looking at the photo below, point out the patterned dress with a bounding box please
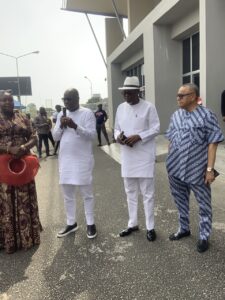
[0,110,42,254]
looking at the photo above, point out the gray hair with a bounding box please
[182,83,199,97]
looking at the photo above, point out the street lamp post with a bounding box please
[0,50,39,104]
[84,76,93,99]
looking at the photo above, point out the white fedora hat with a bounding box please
[118,76,140,90]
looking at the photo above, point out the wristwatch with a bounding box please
[207,167,213,172]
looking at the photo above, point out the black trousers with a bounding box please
[54,141,60,154]
[48,131,55,147]
[38,134,49,156]
[96,123,110,145]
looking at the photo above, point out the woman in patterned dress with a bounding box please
[0,90,42,254]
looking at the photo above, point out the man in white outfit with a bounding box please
[114,76,160,241]
[53,88,97,239]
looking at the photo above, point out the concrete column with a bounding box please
[151,25,181,132]
[200,0,225,133]
[107,63,125,128]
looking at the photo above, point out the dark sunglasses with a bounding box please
[177,92,194,99]
[122,90,138,95]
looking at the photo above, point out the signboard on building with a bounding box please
[0,77,32,96]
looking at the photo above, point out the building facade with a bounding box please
[63,0,225,133]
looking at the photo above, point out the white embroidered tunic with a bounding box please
[53,107,96,185]
[114,99,160,178]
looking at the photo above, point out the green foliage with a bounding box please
[87,95,102,104]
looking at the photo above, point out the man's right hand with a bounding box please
[117,131,126,145]
[60,116,68,129]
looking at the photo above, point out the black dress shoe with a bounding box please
[87,224,97,239]
[57,223,78,238]
[197,239,209,253]
[119,226,139,237]
[147,229,156,242]
[169,230,191,241]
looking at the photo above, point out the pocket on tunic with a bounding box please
[190,126,205,144]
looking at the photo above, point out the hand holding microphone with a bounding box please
[60,107,77,130]
[60,107,67,129]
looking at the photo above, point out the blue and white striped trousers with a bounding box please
[169,176,212,240]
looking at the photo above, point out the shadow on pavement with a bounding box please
[0,246,39,295]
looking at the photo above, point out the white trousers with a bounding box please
[61,184,95,226]
[123,177,155,230]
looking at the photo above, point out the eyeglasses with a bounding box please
[177,93,194,99]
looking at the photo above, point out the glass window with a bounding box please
[183,75,191,84]
[182,32,200,89]
[192,32,199,71]
[193,73,200,88]
[183,38,190,74]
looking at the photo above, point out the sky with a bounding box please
[0,0,109,108]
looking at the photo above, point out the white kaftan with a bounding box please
[114,99,160,178]
[52,107,96,185]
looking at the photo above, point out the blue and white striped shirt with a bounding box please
[166,105,224,184]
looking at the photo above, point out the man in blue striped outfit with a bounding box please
[166,83,224,253]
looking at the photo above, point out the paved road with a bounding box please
[1,144,225,300]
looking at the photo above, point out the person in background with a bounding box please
[52,105,61,123]
[0,90,42,254]
[114,76,160,242]
[94,104,110,146]
[26,113,35,127]
[53,88,97,239]
[26,113,38,153]
[47,117,55,149]
[166,83,224,253]
[52,105,61,155]
[34,107,52,158]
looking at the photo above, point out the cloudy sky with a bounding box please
[0,0,109,108]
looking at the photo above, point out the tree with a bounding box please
[26,103,37,118]
[87,95,102,104]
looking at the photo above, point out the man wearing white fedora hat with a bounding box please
[114,76,160,241]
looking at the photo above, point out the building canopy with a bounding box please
[62,0,127,18]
